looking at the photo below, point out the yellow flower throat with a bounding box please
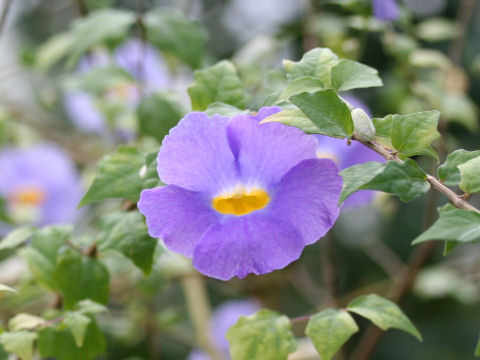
[212,187,270,216]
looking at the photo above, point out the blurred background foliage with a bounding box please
[0,0,479,359]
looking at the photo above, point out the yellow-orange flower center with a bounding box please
[212,188,270,216]
[316,151,340,165]
[10,187,46,205]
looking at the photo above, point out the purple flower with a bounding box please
[314,135,385,208]
[373,0,400,21]
[138,107,342,280]
[0,144,82,226]
[64,39,170,134]
[188,300,260,360]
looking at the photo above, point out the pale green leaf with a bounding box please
[413,205,480,245]
[290,89,353,137]
[283,48,339,86]
[331,59,383,91]
[438,150,480,186]
[98,211,157,275]
[0,226,35,251]
[9,314,46,332]
[277,76,324,102]
[188,60,250,111]
[36,31,72,71]
[76,300,108,315]
[458,156,480,194]
[205,102,248,117]
[440,93,478,131]
[260,107,319,133]
[226,310,297,360]
[347,294,422,340]
[21,247,58,291]
[145,9,205,69]
[68,9,136,65]
[0,331,37,360]
[391,111,441,157]
[305,309,358,360]
[0,284,17,294]
[339,161,385,204]
[64,312,91,347]
[416,18,458,42]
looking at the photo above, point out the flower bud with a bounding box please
[352,108,375,142]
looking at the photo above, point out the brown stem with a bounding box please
[352,135,480,213]
[448,0,478,65]
[321,232,339,308]
[72,0,88,16]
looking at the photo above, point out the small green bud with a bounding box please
[352,108,375,142]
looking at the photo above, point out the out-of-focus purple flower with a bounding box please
[315,135,385,208]
[138,107,342,280]
[0,144,82,226]
[373,0,400,21]
[64,39,170,134]
[188,299,260,360]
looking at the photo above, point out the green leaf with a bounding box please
[54,251,109,309]
[290,89,353,137]
[64,312,91,347]
[260,107,319,133]
[226,309,297,360]
[283,48,339,86]
[331,59,383,91]
[413,205,480,244]
[458,156,480,194]
[32,225,72,263]
[0,331,37,360]
[21,247,58,291]
[438,150,480,186]
[391,111,441,158]
[339,161,385,204]
[443,240,460,256]
[98,211,157,275]
[361,159,430,202]
[144,9,205,69]
[36,31,72,71]
[372,115,394,148]
[9,314,46,332]
[0,226,35,251]
[76,300,108,315]
[80,146,152,206]
[305,309,358,360]
[347,294,422,340]
[68,65,134,94]
[0,284,17,294]
[188,60,250,111]
[416,18,458,42]
[440,93,478,131]
[21,225,72,291]
[68,9,136,65]
[205,102,248,117]
[137,94,183,142]
[38,319,105,360]
[277,76,324,102]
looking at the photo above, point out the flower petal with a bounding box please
[268,158,342,245]
[226,114,317,185]
[192,213,304,280]
[157,112,237,194]
[138,185,220,257]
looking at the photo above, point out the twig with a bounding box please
[448,0,478,65]
[180,273,221,360]
[72,0,88,17]
[352,134,480,213]
[321,232,339,307]
[0,0,12,40]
